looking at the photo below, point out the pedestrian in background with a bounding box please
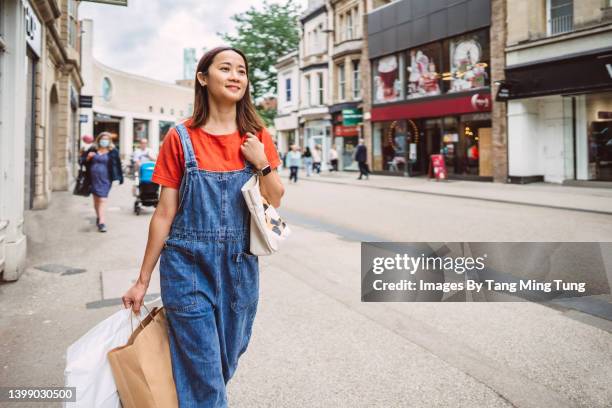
[355,138,370,180]
[303,146,313,176]
[329,145,339,172]
[286,144,302,183]
[131,138,157,175]
[121,46,284,407]
[80,131,124,232]
[312,144,322,174]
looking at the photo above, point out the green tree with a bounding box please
[218,0,300,101]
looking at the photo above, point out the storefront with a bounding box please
[502,46,612,184]
[331,106,362,171]
[370,28,493,180]
[302,118,332,170]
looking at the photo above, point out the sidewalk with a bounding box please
[278,168,612,215]
[0,183,611,407]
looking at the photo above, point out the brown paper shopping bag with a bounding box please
[108,306,178,408]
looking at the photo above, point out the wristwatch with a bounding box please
[256,164,272,177]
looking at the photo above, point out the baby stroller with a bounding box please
[133,162,159,215]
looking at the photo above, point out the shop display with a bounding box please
[448,38,488,92]
[407,49,441,98]
[374,55,401,102]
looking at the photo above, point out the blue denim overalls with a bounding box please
[159,123,259,407]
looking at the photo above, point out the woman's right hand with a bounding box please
[87,152,96,160]
[122,281,148,314]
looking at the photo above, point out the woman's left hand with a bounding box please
[240,132,268,170]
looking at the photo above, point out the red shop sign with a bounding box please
[334,125,359,137]
[471,93,491,110]
[428,154,448,181]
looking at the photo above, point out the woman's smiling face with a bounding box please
[198,50,248,103]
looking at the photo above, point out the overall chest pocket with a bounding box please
[160,239,198,312]
[231,252,260,312]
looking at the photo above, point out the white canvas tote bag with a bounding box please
[241,174,291,255]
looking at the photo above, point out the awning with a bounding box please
[500,47,612,100]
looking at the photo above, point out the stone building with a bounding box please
[501,0,612,185]
[79,19,193,158]
[298,0,333,169]
[274,50,300,156]
[0,0,83,281]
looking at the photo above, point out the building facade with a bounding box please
[330,0,364,170]
[1,0,83,281]
[298,0,332,168]
[501,0,612,185]
[80,19,193,159]
[274,51,300,157]
[366,0,501,181]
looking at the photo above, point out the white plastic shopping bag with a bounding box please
[63,308,140,408]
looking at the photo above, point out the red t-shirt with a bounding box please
[152,120,281,189]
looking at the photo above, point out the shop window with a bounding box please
[373,120,409,173]
[586,92,612,181]
[548,0,573,35]
[443,29,490,94]
[373,53,402,103]
[406,42,442,99]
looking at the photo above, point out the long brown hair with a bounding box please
[189,46,265,135]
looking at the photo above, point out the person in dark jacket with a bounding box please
[79,131,123,232]
[355,138,369,180]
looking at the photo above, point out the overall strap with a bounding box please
[175,123,198,170]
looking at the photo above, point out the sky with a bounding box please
[79,0,308,84]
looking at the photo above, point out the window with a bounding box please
[373,54,402,103]
[443,30,490,93]
[317,72,324,105]
[305,75,312,106]
[285,77,292,102]
[170,108,175,115]
[160,107,164,114]
[68,0,78,49]
[406,42,442,99]
[338,14,344,42]
[548,0,573,35]
[148,106,153,112]
[352,60,361,99]
[354,8,361,38]
[101,77,112,102]
[346,12,353,40]
[338,63,345,100]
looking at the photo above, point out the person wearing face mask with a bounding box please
[79,131,124,232]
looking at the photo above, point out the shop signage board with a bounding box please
[428,154,447,181]
[79,95,93,108]
[334,125,359,137]
[342,108,363,126]
[24,1,42,57]
[80,0,128,5]
[504,47,612,99]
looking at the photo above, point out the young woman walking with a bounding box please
[121,46,284,406]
